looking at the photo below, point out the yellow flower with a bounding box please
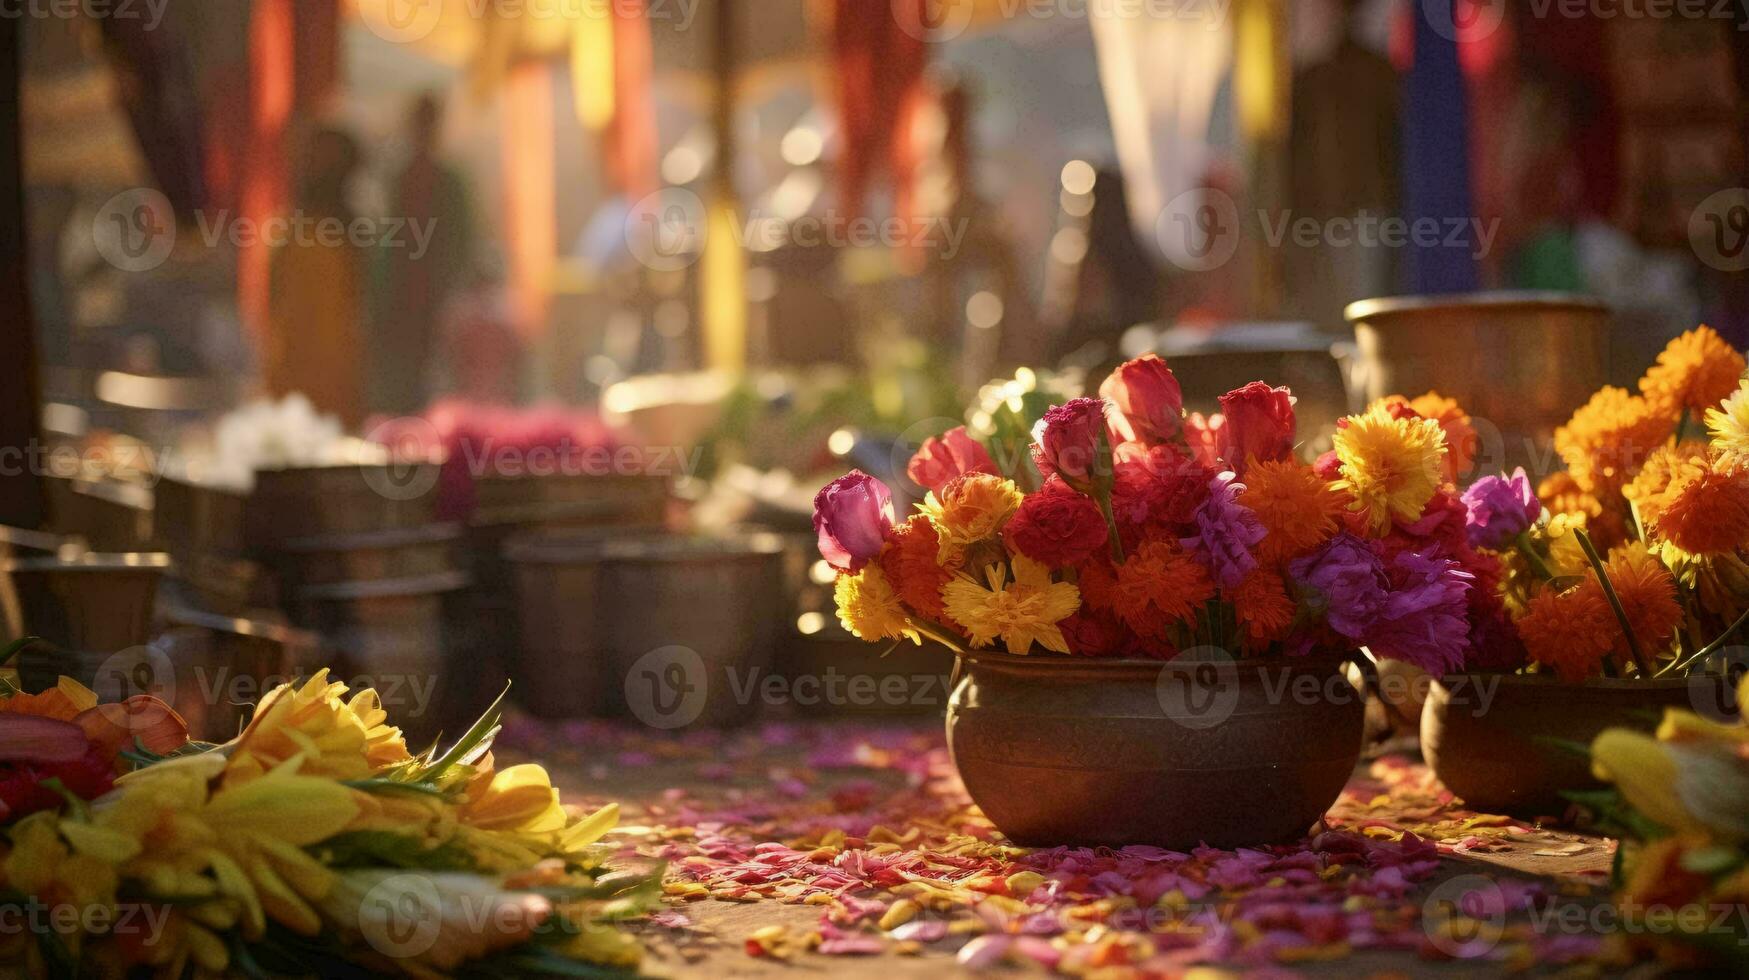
[1331,405,1447,534]
[1540,512,1592,578]
[1555,386,1673,496]
[1,813,119,963]
[920,473,1024,561]
[1591,730,1749,841]
[1639,324,1747,419]
[942,556,1080,654]
[834,564,920,645]
[223,669,412,787]
[1707,381,1749,466]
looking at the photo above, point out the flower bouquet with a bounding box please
[0,640,651,978]
[813,355,1485,847]
[1422,325,1748,815]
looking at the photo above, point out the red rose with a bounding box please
[1031,398,1113,489]
[1217,382,1295,473]
[1100,354,1184,445]
[1004,478,1111,567]
[907,426,997,494]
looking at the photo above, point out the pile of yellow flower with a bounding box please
[1586,674,1749,970]
[0,668,651,978]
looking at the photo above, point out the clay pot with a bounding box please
[947,652,1366,849]
[1421,673,1736,817]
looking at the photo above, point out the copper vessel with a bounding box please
[1343,292,1610,477]
[1421,673,1733,817]
[948,652,1365,848]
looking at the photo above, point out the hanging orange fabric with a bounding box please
[831,0,929,218]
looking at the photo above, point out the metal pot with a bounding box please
[1421,673,1732,818]
[1343,292,1610,476]
[152,474,249,558]
[473,472,669,527]
[274,523,462,589]
[506,530,786,727]
[6,552,170,654]
[247,463,440,549]
[154,609,322,742]
[947,652,1366,848]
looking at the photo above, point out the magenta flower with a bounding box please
[1364,549,1474,675]
[1181,472,1265,589]
[812,470,894,572]
[1460,467,1541,551]
[1288,533,1388,640]
[1032,398,1115,489]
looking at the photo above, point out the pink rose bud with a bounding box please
[812,470,895,572]
[1217,382,1295,473]
[906,426,997,494]
[1031,397,1113,489]
[1099,354,1184,445]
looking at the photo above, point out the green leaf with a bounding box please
[312,830,481,872]
[0,636,38,669]
[1679,845,1745,877]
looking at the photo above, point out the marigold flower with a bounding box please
[881,515,957,622]
[1624,442,1710,529]
[921,473,1025,561]
[1540,512,1593,578]
[1555,386,1673,496]
[1518,583,1620,682]
[1706,381,1749,466]
[1244,458,1345,564]
[1598,542,1684,664]
[1408,392,1478,483]
[1331,405,1448,535]
[834,565,920,645]
[1231,569,1295,646]
[1648,457,1749,558]
[1639,324,1746,419]
[1110,539,1215,639]
[941,556,1081,654]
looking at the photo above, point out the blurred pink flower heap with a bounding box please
[816,354,1482,670]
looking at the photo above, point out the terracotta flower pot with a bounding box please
[947,652,1366,849]
[1421,673,1736,817]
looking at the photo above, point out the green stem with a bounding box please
[1095,492,1125,565]
[1674,408,1691,445]
[1575,528,1653,677]
[1515,530,1558,582]
[1660,602,1749,677]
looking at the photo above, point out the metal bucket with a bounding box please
[159,553,273,617]
[154,609,322,742]
[247,463,440,549]
[274,523,462,589]
[507,530,786,727]
[153,474,249,558]
[1343,292,1610,476]
[6,554,171,693]
[472,472,669,528]
[44,477,154,552]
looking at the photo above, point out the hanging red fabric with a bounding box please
[607,0,657,200]
[832,0,929,219]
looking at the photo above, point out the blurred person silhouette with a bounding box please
[372,92,479,416]
[265,125,367,427]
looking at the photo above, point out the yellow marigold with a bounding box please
[919,473,1024,562]
[1537,471,1602,521]
[1331,405,1448,535]
[834,564,920,645]
[941,556,1080,654]
[1243,458,1345,564]
[1598,542,1684,665]
[1706,381,1749,466]
[1639,324,1746,419]
[1555,386,1674,496]
[1648,456,1749,558]
[1518,584,1619,682]
[1231,569,1295,646]
[223,669,411,787]
[1540,512,1593,578]
[1111,539,1215,640]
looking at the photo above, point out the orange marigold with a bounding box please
[1518,584,1620,682]
[1623,442,1710,529]
[1554,386,1674,497]
[921,473,1025,561]
[1111,538,1215,640]
[1231,568,1295,647]
[881,515,958,623]
[1408,392,1478,483]
[1639,324,1747,419]
[1648,457,1749,557]
[1599,543,1683,664]
[1243,458,1345,564]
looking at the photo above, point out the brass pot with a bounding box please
[247,463,440,549]
[274,523,462,589]
[154,609,321,742]
[1343,292,1610,476]
[6,553,170,656]
[1421,673,1734,817]
[948,652,1365,848]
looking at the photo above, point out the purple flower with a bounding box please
[1288,533,1388,640]
[812,470,894,572]
[1181,472,1265,589]
[1365,549,1475,675]
[1460,467,1540,551]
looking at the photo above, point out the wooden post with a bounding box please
[0,15,47,531]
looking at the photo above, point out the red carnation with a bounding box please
[1112,444,1213,533]
[1004,478,1111,567]
[1059,608,1128,657]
